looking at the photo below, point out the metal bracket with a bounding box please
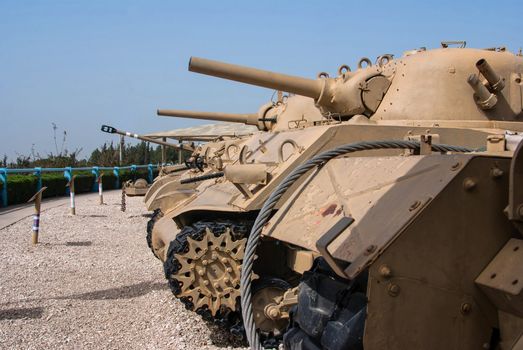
[405,133,440,155]
[233,183,254,199]
[113,167,120,189]
[278,139,304,163]
[0,168,7,207]
[91,166,100,192]
[419,134,433,155]
[33,167,42,191]
[475,238,523,316]
[316,216,354,279]
[239,145,252,164]
[487,134,506,152]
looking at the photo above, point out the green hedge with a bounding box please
[0,169,159,206]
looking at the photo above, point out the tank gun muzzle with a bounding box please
[476,58,505,92]
[101,125,117,134]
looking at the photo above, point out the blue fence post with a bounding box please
[147,164,153,183]
[91,166,99,192]
[64,167,72,195]
[33,167,42,192]
[113,167,120,189]
[0,168,7,207]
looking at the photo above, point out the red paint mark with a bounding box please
[321,204,337,217]
[335,208,343,216]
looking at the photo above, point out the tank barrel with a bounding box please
[101,125,193,151]
[476,58,505,92]
[157,109,259,125]
[188,57,323,99]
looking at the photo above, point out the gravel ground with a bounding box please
[0,191,248,350]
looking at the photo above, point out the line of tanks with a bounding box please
[104,42,523,350]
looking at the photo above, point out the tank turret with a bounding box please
[158,95,325,132]
[189,50,523,123]
[188,56,390,117]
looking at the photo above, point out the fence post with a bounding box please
[131,165,137,181]
[148,164,154,183]
[0,168,7,207]
[91,166,99,192]
[33,167,42,192]
[67,175,77,215]
[28,187,47,245]
[64,167,72,195]
[113,167,120,189]
[98,173,104,205]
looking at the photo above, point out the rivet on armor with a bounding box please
[387,283,400,297]
[460,303,472,315]
[463,178,477,191]
[379,265,392,278]
[409,200,421,211]
[490,167,504,179]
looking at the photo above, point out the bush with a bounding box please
[5,174,38,204]
[0,168,159,206]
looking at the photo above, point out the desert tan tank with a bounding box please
[151,43,523,348]
[146,96,328,262]
[100,124,194,196]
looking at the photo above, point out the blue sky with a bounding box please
[1,0,522,161]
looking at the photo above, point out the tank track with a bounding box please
[283,258,368,350]
[163,220,252,340]
[146,209,163,258]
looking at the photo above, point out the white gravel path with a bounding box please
[0,191,248,350]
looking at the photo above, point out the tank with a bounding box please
[100,124,193,195]
[150,44,523,348]
[100,124,194,155]
[146,96,326,261]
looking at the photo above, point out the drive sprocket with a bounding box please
[164,220,252,326]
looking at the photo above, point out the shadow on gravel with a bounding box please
[0,307,44,320]
[207,323,248,348]
[65,241,93,247]
[46,241,93,247]
[126,214,149,218]
[0,282,167,306]
[60,281,167,301]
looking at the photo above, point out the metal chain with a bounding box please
[240,140,474,349]
[121,186,126,212]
